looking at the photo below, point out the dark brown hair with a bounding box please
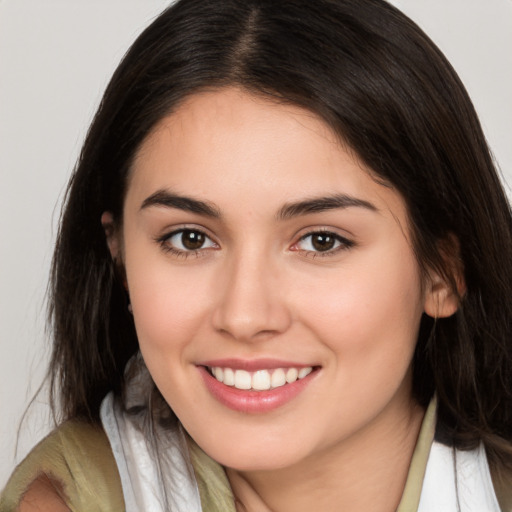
[49,0,512,469]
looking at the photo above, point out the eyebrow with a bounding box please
[140,189,377,220]
[276,194,378,220]
[140,189,221,218]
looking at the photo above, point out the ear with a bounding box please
[423,271,459,318]
[423,236,466,319]
[101,211,121,261]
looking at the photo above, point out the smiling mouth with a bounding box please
[206,366,315,391]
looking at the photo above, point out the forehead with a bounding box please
[127,87,406,222]
[134,87,346,173]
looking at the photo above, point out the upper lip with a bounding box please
[198,358,317,372]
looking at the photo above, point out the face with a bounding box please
[116,87,440,472]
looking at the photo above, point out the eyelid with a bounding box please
[290,228,355,257]
[156,223,217,241]
[155,225,219,258]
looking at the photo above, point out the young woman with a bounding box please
[2,0,511,511]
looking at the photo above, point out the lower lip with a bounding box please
[198,366,317,414]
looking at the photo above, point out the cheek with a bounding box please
[298,243,424,358]
[123,247,214,356]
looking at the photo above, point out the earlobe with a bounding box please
[101,211,121,261]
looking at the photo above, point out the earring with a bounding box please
[128,303,133,314]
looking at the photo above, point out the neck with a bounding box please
[226,394,425,512]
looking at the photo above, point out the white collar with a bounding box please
[418,440,501,511]
[100,391,202,512]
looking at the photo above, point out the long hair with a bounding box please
[49,0,512,469]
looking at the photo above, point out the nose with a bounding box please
[212,249,292,342]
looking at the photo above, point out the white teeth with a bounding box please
[234,370,252,390]
[223,368,235,386]
[212,367,224,382]
[252,370,271,391]
[210,366,313,391]
[285,367,298,383]
[298,367,312,379]
[271,368,286,388]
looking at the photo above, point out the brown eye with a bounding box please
[181,230,205,250]
[311,233,336,251]
[164,229,216,252]
[294,231,353,255]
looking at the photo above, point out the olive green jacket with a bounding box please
[0,420,234,512]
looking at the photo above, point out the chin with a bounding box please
[219,453,302,473]
[196,433,312,473]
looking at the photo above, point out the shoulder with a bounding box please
[0,420,124,512]
[16,474,69,512]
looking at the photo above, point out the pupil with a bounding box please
[182,230,205,250]
[312,233,335,251]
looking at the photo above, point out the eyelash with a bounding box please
[156,228,218,258]
[156,228,355,259]
[293,230,355,258]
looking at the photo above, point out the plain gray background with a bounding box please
[1,0,511,488]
